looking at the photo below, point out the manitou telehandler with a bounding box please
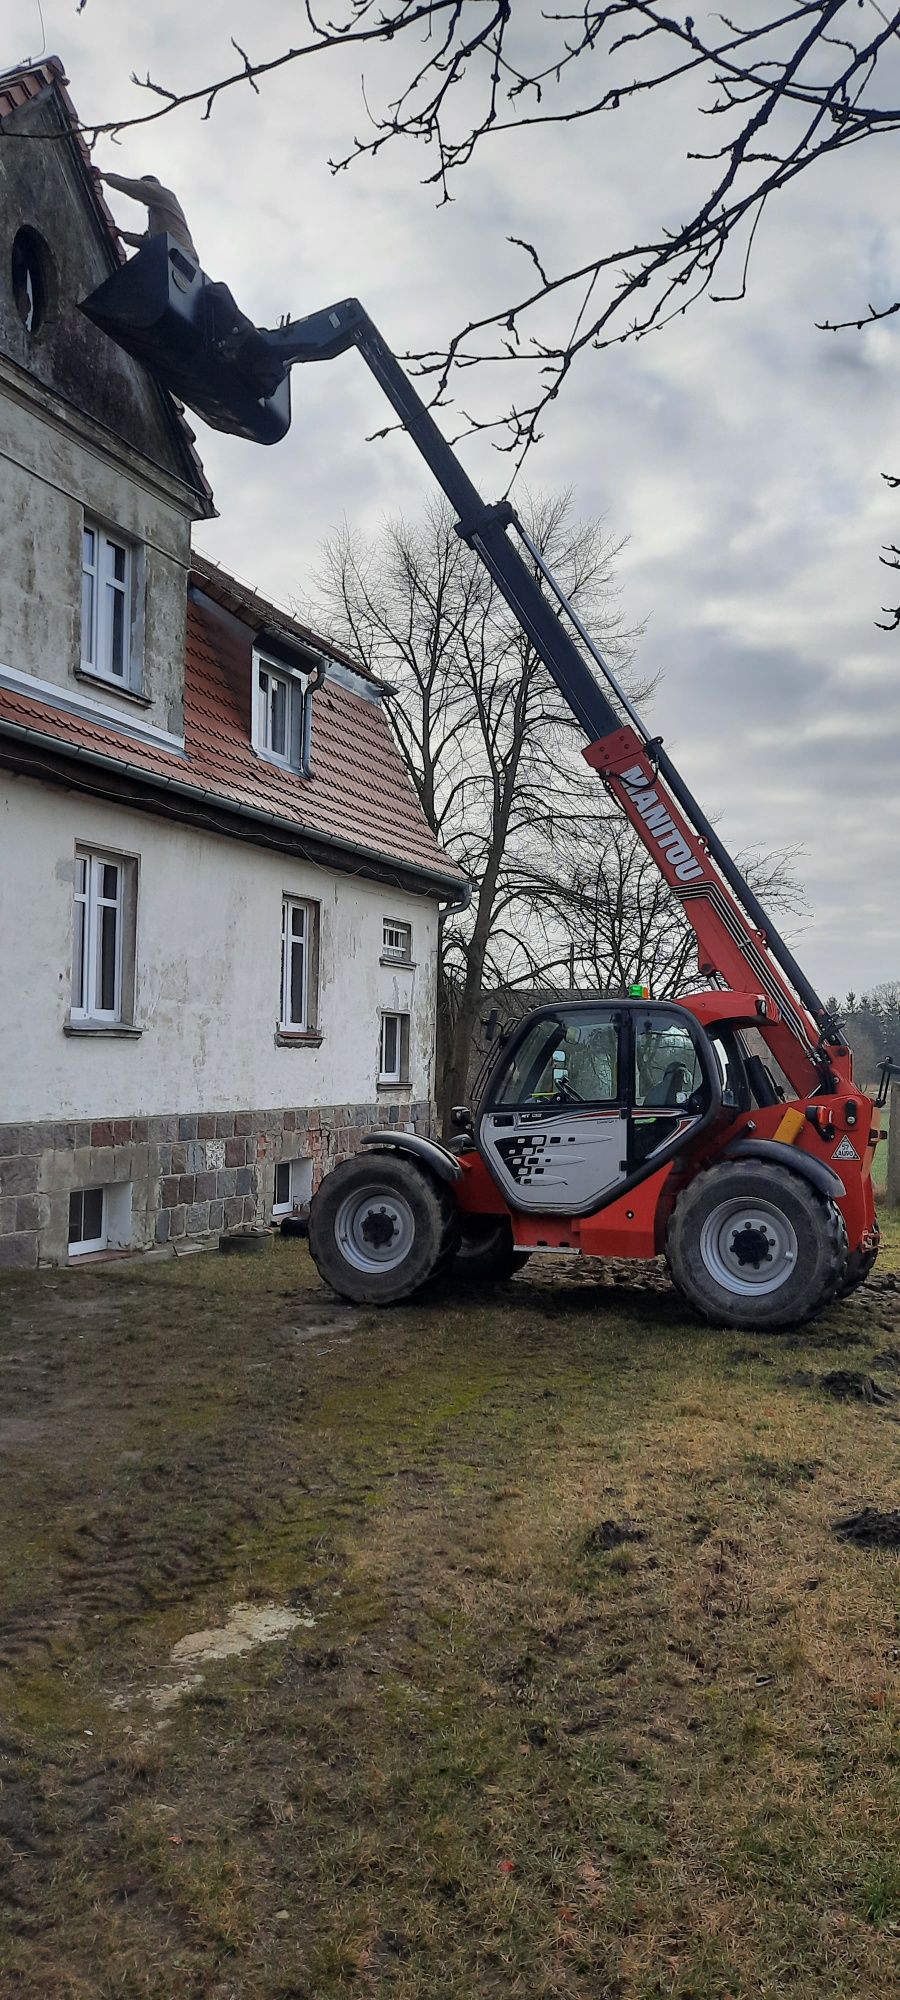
[82,240,881,1329]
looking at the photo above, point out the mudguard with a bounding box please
[361,1130,463,1185]
[723,1138,845,1200]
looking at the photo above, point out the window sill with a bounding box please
[377,1079,411,1093]
[67,1246,132,1265]
[275,1030,323,1048]
[380,956,416,970]
[74,666,151,708]
[64,1020,143,1038]
[251,745,309,779]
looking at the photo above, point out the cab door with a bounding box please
[630,1006,711,1169]
[478,1007,626,1212]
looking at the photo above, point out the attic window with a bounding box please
[11,226,53,336]
[252,648,313,774]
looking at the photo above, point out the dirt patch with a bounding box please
[582,1518,646,1550]
[821,1369,896,1405]
[143,1602,315,1715]
[834,1507,900,1550]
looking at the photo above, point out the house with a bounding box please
[0,57,466,1270]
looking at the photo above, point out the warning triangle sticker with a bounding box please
[833,1136,860,1162]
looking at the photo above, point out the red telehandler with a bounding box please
[82,243,881,1329]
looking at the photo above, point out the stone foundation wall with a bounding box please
[0,1100,432,1269]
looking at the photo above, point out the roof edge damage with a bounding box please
[0,54,215,517]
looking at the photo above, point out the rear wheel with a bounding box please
[452,1216,530,1285]
[308,1152,460,1304]
[666,1161,847,1330]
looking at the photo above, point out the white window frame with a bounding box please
[68,1186,106,1257]
[81,520,134,686]
[253,650,311,773]
[72,849,125,1022]
[280,897,315,1032]
[272,1157,314,1216]
[382,918,412,964]
[379,1011,408,1085]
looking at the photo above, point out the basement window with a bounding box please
[68,1186,105,1256]
[67,1182,132,1258]
[273,1157,314,1216]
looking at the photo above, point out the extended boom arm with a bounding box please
[80,246,845,1095]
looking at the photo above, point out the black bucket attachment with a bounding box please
[80,235,292,445]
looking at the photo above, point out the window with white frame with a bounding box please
[81,522,134,684]
[253,652,310,772]
[68,1182,132,1257]
[72,848,137,1024]
[273,1157,314,1215]
[382,918,412,963]
[68,1186,105,1256]
[379,1011,410,1085]
[280,897,318,1032]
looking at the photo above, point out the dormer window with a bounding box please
[252,648,313,774]
[81,521,135,686]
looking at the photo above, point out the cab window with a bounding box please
[493,1010,620,1107]
[634,1011,703,1107]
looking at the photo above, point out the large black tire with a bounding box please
[666,1160,848,1331]
[452,1216,530,1286]
[308,1152,460,1304]
[835,1239,879,1300]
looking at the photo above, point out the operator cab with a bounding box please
[477,998,723,1215]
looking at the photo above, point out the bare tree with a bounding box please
[312,492,646,1119]
[313,491,803,1118]
[65,2,900,470]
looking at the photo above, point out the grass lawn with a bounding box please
[0,1227,899,1998]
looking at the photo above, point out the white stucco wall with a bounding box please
[0,773,439,1122]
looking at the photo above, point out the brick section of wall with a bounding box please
[0,1100,431,1269]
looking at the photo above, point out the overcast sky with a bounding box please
[8,0,900,1001]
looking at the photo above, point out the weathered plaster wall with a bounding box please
[0,83,208,736]
[0,85,203,491]
[0,389,191,736]
[0,774,439,1124]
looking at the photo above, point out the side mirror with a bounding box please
[450,1106,473,1132]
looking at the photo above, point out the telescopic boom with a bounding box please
[81,248,845,1094]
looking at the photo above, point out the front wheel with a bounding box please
[308,1152,460,1304]
[666,1161,847,1331]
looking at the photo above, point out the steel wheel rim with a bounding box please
[699,1197,799,1297]
[334,1185,416,1273]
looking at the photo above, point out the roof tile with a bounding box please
[0,577,465,892]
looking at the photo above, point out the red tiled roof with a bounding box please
[183,588,464,883]
[0,582,466,893]
[190,550,380,684]
[0,56,214,515]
